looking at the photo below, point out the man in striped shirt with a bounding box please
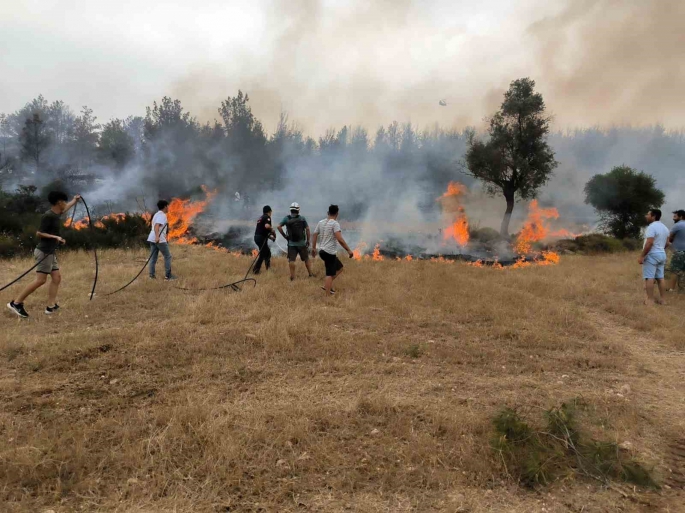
[311,205,354,295]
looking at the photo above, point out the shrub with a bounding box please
[492,401,657,488]
[554,234,641,255]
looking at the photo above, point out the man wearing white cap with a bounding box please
[278,202,314,281]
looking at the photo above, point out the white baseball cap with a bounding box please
[290,202,300,211]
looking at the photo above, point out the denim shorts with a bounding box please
[643,251,666,279]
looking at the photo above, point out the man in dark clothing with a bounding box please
[254,205,275,274]
[7,191,81,318]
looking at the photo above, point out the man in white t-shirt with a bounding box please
[147,200,176,280]
[638,208,670,304]
[311,204,354,295]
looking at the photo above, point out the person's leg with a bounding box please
[149,243,159,278]
[15,273,48,304]
[324,275,334,294]
[264,244,271,270]
[288,247,297,280]
[301,247,313,276]
[654,258,666,304]
[47,270,62,306]
[254,236,265,273]
[158,243,172,278]
[644,279,655,302]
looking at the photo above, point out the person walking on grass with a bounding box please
[666,209,685,292]
[147,200,176,281]
[311,205,354,296]
[253,205,276,274]
[278,202,314,281]
[7,191,81,318]
[638,208,670,305]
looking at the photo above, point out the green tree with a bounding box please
[72,106,100,170]
[464,78,557,236]
[19,113,50,173]
[99,119,134,170]
[584,165,665,239]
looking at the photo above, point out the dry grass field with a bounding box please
[1,247,684,512]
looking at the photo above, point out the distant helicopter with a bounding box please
[439,99,447,106]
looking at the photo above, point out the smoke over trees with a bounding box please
[464,78,557,236]
[0,89,683,234]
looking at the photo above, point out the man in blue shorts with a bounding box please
[638,208,670,304]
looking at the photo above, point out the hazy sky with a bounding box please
[1,0,683,135]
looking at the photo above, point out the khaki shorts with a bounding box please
[34,249,59,274]
[668,251,685,275]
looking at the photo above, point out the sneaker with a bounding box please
[321,287,336,294]
[7,301,29,318]
[149,275,156,280]
[45,304,60,315]
[164,275,178,281]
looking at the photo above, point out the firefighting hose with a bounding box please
[171,234,269,292]
[1,195,98,296]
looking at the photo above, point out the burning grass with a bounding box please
[1,249,684,512]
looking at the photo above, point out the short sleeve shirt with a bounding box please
[644,221,669,254]
[255,214,272,237]
[36,210,62,253]
[147,211,168,243]
[315,218,341,255]
[670,220,685,251]
[279,215,309,247]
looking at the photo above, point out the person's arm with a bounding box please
[154,223,163,243]
[305,226,311,246]
[277,222,288,240]
[334,231,354,258]
[311,231,318,257]
[638,237,654,264]
[36,231,66,244]
[64,194,81,211]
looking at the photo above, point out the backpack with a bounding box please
[286,215,306,243]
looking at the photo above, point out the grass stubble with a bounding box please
[0,246,684,512]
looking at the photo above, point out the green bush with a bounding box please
[492,401,657,488]
[554,234,641,255]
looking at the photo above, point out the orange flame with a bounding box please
[514,200,559,255]
[167,185,217,244]
[405,255,413,262]
[371,243,384,261]
[251,249,259,257]
[440,181,468,199]
[468,259,485,268]
[429,256,455,265]
[353,242,368,260]
[438,182,470,247]
[66,212,131,230]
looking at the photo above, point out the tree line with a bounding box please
[1,80,680,239]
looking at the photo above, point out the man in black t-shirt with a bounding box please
[253,205,275,274]
[7,191,80,318]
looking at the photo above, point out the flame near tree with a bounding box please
[514,200,559,255]
[167,186,217,243]
[438,181,470,247]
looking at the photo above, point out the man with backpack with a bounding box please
[278,202,314,281]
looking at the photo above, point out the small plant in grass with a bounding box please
[404,343,422,358]
[492,401,658,488]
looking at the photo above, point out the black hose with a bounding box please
[103,224,168,297]
[0,251,52,293]
[173,236,268,292]
[79,196,99,301]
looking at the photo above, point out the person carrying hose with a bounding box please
[253,205,275,275]
[147,200,176,281]
[7,191,81,318]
